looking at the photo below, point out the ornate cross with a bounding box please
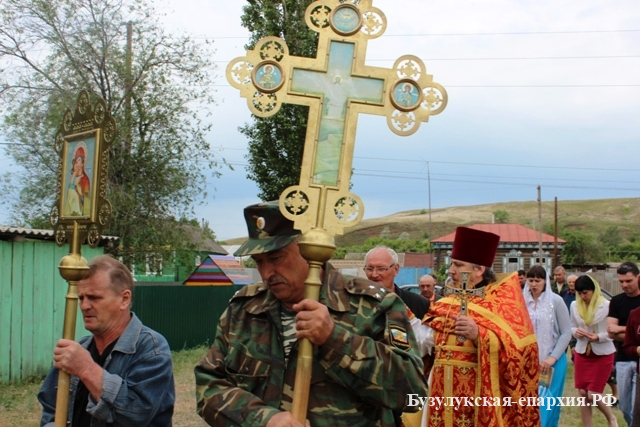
[444,271,486,342]
[227,0,447,235]
[227,0,447,421]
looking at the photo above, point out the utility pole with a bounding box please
[427,161,432,246]
[554,197,558,268]
[125,21,133,155]
[537,186,543,264]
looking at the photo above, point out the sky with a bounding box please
[2,0,639,241]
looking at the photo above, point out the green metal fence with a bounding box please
[0,240,101,383]
[0,238,239,383]
[132,285,240,350]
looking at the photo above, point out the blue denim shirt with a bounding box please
[38,313,175,426]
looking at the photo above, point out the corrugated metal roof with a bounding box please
[0,225,119,242]
[431,223,565,244]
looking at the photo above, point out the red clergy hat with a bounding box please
[451,226,500,267]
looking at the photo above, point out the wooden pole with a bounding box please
[537,186,543,265]
[554,197,558,268]
[54,222,89,427]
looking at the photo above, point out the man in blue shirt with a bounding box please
[38,255,175,426]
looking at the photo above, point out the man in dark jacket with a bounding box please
[38,256,175,427]
[364,246,431,320]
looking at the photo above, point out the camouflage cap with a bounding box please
[234,201,301,257]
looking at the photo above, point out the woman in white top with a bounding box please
[524,265,572,427]
[570,275,617,427]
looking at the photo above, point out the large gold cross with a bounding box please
[227,0,447,421]
[227,0,447,235]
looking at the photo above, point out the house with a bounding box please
[131,223,228,283]
[184,254,252,286]
[431,223,565,274]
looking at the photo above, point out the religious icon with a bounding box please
[253,61,284,93]
[61,133,96,218]
[391,80,422,111]
[330,4,362,36]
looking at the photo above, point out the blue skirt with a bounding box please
[539,352,568,427]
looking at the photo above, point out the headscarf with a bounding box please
[576,275,605,326]
[523,273,555,362]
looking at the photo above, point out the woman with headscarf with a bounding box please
[524,265,572,427]
[572,275,618,427]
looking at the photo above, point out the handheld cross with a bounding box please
[444,271,487,342]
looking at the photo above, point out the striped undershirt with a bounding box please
[280,303,298,364]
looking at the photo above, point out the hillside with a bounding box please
[224,197,640,247]
[334,197,640,247]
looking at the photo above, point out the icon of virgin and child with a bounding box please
[63,140,92,217]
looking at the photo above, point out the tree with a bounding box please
[0,0,220,265]
[333,237,431,259]
[599,225,622,248]
[561,230,603,264]
[493,209,510,223]
[239,0,317,201]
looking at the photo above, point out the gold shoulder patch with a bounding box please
[389,321,411,350]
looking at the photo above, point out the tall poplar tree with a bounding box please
[240,0,317,201]
[0,0,219,266]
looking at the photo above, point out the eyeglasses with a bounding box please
[363,264,396,274]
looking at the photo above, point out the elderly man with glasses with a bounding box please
[364,246,431,321]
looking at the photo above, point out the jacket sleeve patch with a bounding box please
[389,322,411,350]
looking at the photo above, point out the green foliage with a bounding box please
[333,237,431,259]
[435,262,450,282]
[599,225,622,248]
[493,209,510,223]
[0,0,220,266]
[610,243,640,263]
[239,0,317,201]
[242,257,257,268]
[561,230,604,264]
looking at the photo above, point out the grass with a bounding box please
[0,347,627,426]
[0,347,209,427]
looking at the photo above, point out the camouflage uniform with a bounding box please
[195,265,428,426]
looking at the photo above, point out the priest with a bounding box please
[409,226,540,427]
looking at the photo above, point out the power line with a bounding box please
[355,172,640,192]
[213,55,640,63]
[202,29,640,40]
[355,157,640,172]
[193,83,640,88]
[354,168,640,185]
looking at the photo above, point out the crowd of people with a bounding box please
[36,201,640,427]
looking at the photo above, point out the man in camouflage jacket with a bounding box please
[195,201,427,427]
